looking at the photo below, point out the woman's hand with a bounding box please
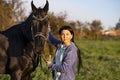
[46,60,52,67]
[48,24,51,32]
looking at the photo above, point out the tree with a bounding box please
[90,20,103,40]
[0,0,26,31]
[115,19,120,30]
[90,20,102,31]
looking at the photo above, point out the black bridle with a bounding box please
[31,14,49,63]
[31,14,48,41]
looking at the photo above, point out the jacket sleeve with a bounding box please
[48,31,61,47]
[49,46,78,73]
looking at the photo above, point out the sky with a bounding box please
[23,0,120,30]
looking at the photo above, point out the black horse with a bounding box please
[0,34,9,73]
[0,0,49,80]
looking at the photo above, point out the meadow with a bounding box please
[75,40,120,80]
[0,40,120,80]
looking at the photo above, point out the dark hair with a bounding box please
[59,26,82,74]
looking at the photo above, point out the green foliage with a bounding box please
[75,40,120,80]
[0,74,10,80]
[30,62,52,80]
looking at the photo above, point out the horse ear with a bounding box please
[43,0,49,13]
[31,1,37,14]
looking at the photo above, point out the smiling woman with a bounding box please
[46,25,82,80]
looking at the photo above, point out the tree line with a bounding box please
[0,0,26,30]
[0,0,120,40]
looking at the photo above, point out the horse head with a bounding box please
[31,0,49,55]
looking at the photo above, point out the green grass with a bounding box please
[0,40,120,80]
[76,40,120,80]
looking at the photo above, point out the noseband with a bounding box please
[33,15,48,21]
[34,32,48,41]
[31,14,49,63]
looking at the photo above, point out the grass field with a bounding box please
[0,40,120,80]
[75,40,120,80]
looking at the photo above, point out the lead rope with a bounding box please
[31,24,38,68]
[31,24,47,70]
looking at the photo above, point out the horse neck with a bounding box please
[25,13,33,25]
[1,23,27,44]
[29,42,40,68]
[21,14,34,42]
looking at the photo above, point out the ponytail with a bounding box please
[74,42,83,74]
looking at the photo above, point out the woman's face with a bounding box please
[60,30,73,46]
